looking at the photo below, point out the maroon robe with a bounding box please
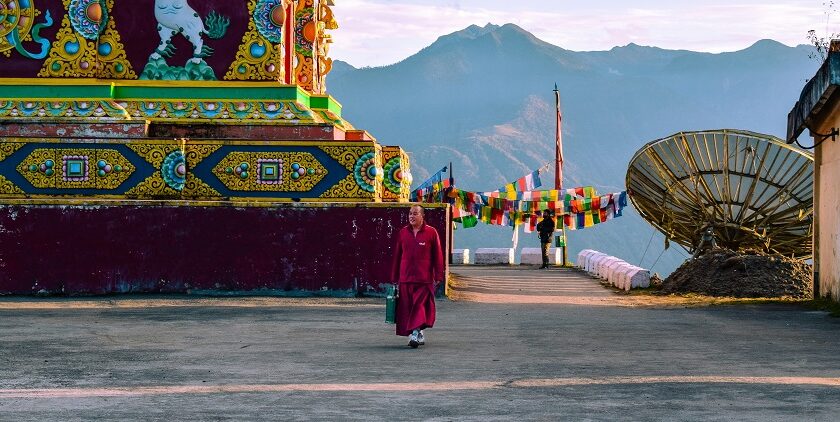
[391,223,445,336]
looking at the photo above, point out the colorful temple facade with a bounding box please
[0,0,442,295]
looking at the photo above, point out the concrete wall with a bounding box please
[0,203,448,296]
[813,103,840,300]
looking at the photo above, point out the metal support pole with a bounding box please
[554,83,567,266]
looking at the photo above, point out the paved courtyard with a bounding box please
[1,267,839,420]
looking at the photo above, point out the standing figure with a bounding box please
[692,224,717,259]
[391,205,445,348]
[536,211,556,269]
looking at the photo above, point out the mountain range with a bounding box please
[327,23,820,275]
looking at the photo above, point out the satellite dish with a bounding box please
[626,129,813,258]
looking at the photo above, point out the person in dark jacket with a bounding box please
[536,211,556,269]
[391,205,445,348]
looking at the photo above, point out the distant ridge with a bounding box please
[328,24,819,275]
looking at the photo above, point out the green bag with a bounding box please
[385,284,397,324]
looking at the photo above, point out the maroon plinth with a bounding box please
[0,204,448,295]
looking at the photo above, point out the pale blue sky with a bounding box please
[329,0,831,66]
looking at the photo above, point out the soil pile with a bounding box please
[662,249,812,298]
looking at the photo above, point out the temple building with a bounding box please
[0,0,446,295]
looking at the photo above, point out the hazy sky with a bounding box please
[328,0,832,67]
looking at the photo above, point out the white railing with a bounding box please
[576,249,650,291]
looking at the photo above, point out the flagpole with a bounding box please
[554,83,568,266]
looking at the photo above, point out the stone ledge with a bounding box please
[520,247,561,265]
[451,249,470,265]
[577,249,650,291]
[474,248,514,265]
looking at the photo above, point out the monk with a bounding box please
[391,204,445,348]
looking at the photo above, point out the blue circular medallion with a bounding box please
[161,150,186,191]
[353,152,379,193]
[254,0,284,44]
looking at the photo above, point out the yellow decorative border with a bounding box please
[16,148,135,190]
[185,144,221,166]
[0,175,24,195]
[95,149,135,189]
[0,139,385,201]
[16,148,56,188]
[0,100,131,120]
[124,172,173,198]
[320,145,368,170]
[319,145,379,200]
[126,143,179,168]
[117,100,318,124]
[0,142,25,162]
[213,151,326,192]
[124,143,221,197]
[183,174,222,198]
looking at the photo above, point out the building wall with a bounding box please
[814,105,840,300]
[0,203,449,295]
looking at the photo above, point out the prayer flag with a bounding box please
[410,166,447,201]
[461,214,478,228]
[498,168,544,192]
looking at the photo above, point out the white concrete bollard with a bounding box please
[586,253,607,274]
[521,247,561,265]
[451,249,470,265]
[628,267,651,289]
[579,250,599,270]
[474,248,514,265]
[584,252,606,275]
[576,249,650,290]
[614,262,637,290]
[577,249,595,269]
[606,260,627,287]
[598,257,622,279]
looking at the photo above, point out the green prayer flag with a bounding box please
[462,214,479,228]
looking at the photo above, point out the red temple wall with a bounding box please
[0,204,448,295]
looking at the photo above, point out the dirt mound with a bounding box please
[662,249,812,298]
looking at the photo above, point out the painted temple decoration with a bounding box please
[225,0,288,81]
[382,146,412,202]
[0,0,398,202]
[293,0,335,93]
[2,0,338,90]
[1,0,54,60]
[39,0,135,78]
[140,0,230,80]
[0,1,428,295]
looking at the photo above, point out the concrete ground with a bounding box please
[1,267,839,421]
